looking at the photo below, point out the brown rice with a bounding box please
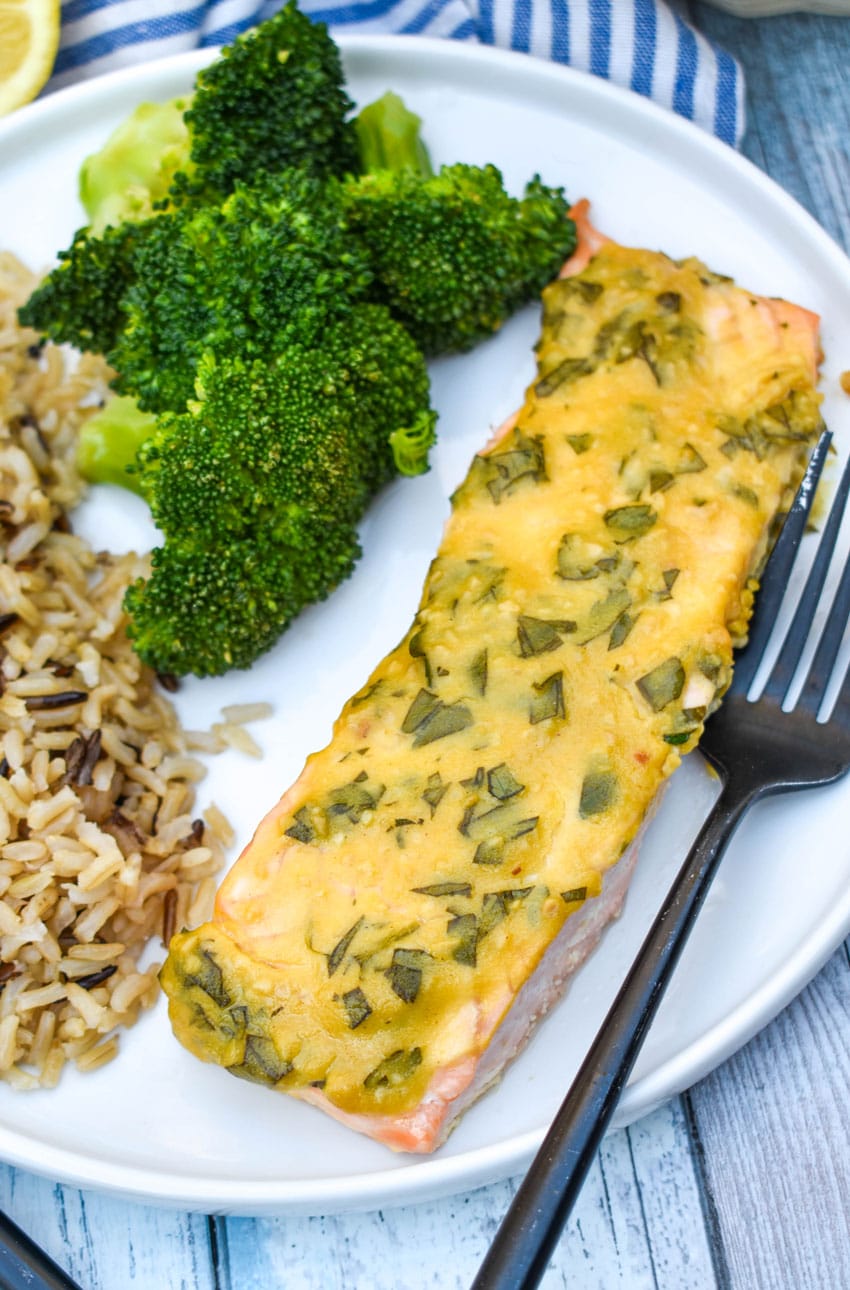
[0,252,265,1089]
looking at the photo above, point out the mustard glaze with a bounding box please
[162,245,823,1119]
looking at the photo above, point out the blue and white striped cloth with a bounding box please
[49,0,744,145]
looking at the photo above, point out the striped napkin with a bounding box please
[50,0,744,145]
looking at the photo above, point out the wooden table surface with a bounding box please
[3,9,850,1288]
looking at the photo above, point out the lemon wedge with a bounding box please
[0,0,60,117]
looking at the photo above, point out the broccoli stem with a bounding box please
[354,91,434,179]
[76,395,157,494]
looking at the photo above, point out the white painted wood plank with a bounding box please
[215,1100,716,1289]
[687,940,850,1290]
[0,1167,215,1290]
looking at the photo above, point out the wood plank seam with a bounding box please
[681,1091,732,1290]
[209,1214,230,1290]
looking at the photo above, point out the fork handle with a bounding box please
[471,779,754,1290]
[0,1209,83,1290]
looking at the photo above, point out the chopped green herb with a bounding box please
[364,1047,423,1091]
[578,587,632,644]
[637,657,686,711]
[231,1035,293,1086]
[603,504,657,541]
[386,948,430,1003]
[535,355,591,397]
[448,913,478,965]
[354,922,420,969]
[327,917,364,976]
[402,688,441,734]
[342,987,372,1029]
[223,1005,248,1041]
[478,892,508,939]
[567,433,593,454]
[511,817,539,838]
[414,701,474,747]
[408,630,433,686]
[284,807,314,844]
[473,838,505,866]
[325,775,384,824]
[663,731,691,745]
[579,771,617,818]
[731,483,759,507]
[698,653,723,683]
[350,679,383,708]
[413,881,472,898]
[402,690,474,747]
[460,801,515,840]
[185,947,230,1008]
[569,279,604,303]
[421,772,448,816]
[649,469,674,493]
[608,611,637,650]
[523,884,550,927]
[657,568,680,600]
[487,763,524,800]
[676,443,706,474]
[556,533,604,581]
[561,886,588,904]
[468,431,547,504]
[530,672,565,724]
[517,615,574,657]
[385,963,421,1004]
[469,648,488,696]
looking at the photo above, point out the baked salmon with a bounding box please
[161,210,823,1152]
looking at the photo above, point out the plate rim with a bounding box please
[2,33,850,1214]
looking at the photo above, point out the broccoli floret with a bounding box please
[17,218,154,356]
[17,7,579,681]
[137,306,431,536]
[180,2,359,201]
[111,168,374,413]
[344,163,576,355]
[79,98,192,233]
[124,519,361,677]
[123,305,434,676]
[20,99,193,352]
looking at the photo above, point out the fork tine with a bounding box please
[826,650,850,730]
[796,541,850,716]
[762,445,850,704]
[732,428,831,694]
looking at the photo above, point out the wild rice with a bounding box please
[0,253,263,1090]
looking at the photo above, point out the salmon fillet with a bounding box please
[161,210,823,1152]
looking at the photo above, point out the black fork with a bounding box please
[472,429,850,1290]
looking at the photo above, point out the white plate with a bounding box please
[1,38,850,1216]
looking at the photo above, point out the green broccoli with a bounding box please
[343,164,576,355]
[79,98,193,233]
[179,1,359,202]
[17,217,155,356]
[354,91,433,179]
[125,308,434,676]
[110,167,373,413]
[18,4,361,361]
[124,519,362,677]
[17,5,578,680]
[76,395,157,493]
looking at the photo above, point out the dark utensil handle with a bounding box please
[0,1209,83,1290]
[471,780,753,1290]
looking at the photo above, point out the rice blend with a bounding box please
[0,253,235,1089]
